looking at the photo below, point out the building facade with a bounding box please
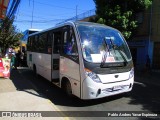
[151,0,160,69]
[128,0,160,70]
[0,0,10,19]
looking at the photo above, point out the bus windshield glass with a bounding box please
[76,23,132,63]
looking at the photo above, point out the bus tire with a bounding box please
[62,79,72,97]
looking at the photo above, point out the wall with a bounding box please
[128,40,153,70]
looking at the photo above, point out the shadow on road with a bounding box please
[9,68,160,117]
[10,68,48,99]
[124,76,160,115]
[10,68,124,107]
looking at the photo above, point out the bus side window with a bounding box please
[35,35,39,52]
[70,33,78,55]
[32,35,39,52]
[63,27,78,56]
[30,37,33,51]
[38,33,47,53]
[27,38,31,51]
[53,31,61,54]
[63,31,68,54]
[47,32,52,54]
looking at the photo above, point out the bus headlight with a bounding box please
[85,68,102,83]
[129,68,134,79]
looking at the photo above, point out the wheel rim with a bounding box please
[66,81,72,96]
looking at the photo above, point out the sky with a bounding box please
[14,0,95,32]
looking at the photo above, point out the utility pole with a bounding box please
[31,0,34,28]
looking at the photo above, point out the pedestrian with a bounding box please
[20,51,24,67]
[15,50,21,68]
[11,52,16,69]
[145,54,151,74]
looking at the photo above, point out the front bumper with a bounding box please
[82,76,134,100]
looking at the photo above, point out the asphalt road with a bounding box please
[10,68,160,120]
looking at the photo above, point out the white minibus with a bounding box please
[27,21,134,99]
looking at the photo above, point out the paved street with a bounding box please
[0,67,160,120]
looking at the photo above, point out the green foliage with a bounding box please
[97,18,106,24]
[0,17,22,55]
[93,0,152,40]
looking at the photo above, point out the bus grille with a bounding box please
[102,85,129,93]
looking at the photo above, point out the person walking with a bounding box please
[15,50,21,69]
[145,54,151,74]
[20,51,24,67]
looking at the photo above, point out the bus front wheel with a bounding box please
[62,79,72,97]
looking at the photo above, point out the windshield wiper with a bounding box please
[109,37,116,55]
[100,37,128,67]
[109,38,128,66]
[100,38,109,67]
[117,49,128,66]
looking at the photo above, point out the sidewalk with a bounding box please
[0,68,67,120]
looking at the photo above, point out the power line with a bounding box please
[33,0,87,12]
[14,0,96,30]
[17,11,74,20]
[7,0,21,18]
[17,13,47,20]
[15,8,96,25]
[15,0,21,20]
[14,19,65,23]
[15,0,95,25]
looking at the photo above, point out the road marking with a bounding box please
[134,81,146,87]
[47,100,70,120]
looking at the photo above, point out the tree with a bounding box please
[0,17,22,56]
[93,0,152,40]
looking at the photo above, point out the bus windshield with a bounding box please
[76,23,132,63]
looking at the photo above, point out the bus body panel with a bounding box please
[28,52,51,81]
[60,74,81,98]
[98,71,130,84]
[60,56,81,98]
[60,57,80,81]
[27,51,32,69]
[82,72,134,99]
[34,53,51,81]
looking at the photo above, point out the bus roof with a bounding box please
[23,29,42,33]
[28,21,117,37]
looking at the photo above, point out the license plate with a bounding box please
[113,85,122,90]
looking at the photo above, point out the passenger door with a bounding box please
[51,31,61,82]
